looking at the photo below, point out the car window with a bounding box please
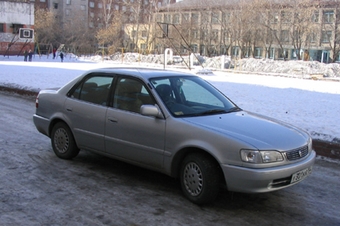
[151,76,237,117]
[113,77,155,113]
[70,75,113,105]
[181,79,224,107]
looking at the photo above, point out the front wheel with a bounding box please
[180,153,221,204]
[51,122,79,159]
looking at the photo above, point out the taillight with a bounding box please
[35,95,39,108]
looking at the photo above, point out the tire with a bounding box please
[180,153,221,205]
[51,122,79,159]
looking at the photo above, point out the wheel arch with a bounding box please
[48,118,73,139]
[170,147,226,186]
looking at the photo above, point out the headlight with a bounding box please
[240,149,284,163]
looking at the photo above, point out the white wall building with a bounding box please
[0,1,35,55]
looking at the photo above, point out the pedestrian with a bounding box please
[53,48,56,59]
[59,52,64,62]
[24,50,28,61]
[28,49,33,62]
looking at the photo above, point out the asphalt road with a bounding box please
[0,92,339,226]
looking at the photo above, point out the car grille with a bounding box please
[285,145,309,161]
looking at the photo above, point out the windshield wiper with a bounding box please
[198,109,229,116]
[226,107,241,113]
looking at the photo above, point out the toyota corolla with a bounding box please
[33,68,315,204]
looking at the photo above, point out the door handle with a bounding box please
[108,117,118,123]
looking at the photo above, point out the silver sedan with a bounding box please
[33,68,316,204]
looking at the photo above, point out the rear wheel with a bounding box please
[180,153,221,204]
[51,122,79,159]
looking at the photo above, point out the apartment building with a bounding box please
[153,0,340,63]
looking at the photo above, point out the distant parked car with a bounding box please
[33,68,315,204]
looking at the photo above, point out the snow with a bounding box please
[0,53,339,143]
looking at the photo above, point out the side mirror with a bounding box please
[140,105,163,118]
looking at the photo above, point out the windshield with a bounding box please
[150,76,240,117]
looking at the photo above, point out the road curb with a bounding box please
[313,139,340,160]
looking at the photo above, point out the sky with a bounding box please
[0,54,339,143]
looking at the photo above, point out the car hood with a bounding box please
[183,111,308,150]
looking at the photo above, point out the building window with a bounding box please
[114,5,119,10]
[309,32,317,43]
[65,9,71,16]
[142,30,147,38]
[0,23,4,33]
[164,14,171,23]
[278,49,288,59]
[222,31,229,42]
[140,43,147,49]
[173,14,180,24]
[192,13,199,24]
[232,46,239,56]
[269,48,275,59]
[66,0,71,5]
[192,30,198,39]
[53,3,58,9]
[281,11,291,23]
[12,24,24,34]
[270,12,279,24]
[212,30,219,40]
[222,12,230,23]
[280,30,289,42]
[89,2,94,8]
[312,11,319,23]
[156,14,162,22]
[201,13,209,24]
[90,12,94,18]
[132,30,136,37]
[323,10,334,23]
[182,13,189,23]
[81,5,86,10]
[321,31,332,42]
[122,6,126,11]
[40,0,46,2]
[212,12,219,24]
[201,30,208,40]
[255,47,262,58]
[98,3,103,8]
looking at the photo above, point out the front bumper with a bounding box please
[221,150,316,193]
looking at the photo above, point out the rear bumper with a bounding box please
[221,150,316,193]
[33,114,50,137]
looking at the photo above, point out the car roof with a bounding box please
[86,67,196,80]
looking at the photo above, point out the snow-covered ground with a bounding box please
[1,53,339,143]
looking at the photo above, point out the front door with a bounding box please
[105,77,166,169]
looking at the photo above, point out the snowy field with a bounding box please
[0,54,339,143]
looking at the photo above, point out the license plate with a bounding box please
[291,167,312,184]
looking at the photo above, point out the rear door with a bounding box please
[64,74,114,152]
[105,77,166,169]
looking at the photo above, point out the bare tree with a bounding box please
[58,9,94,54]
[34,9,60,48]
[96,11,124,55]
